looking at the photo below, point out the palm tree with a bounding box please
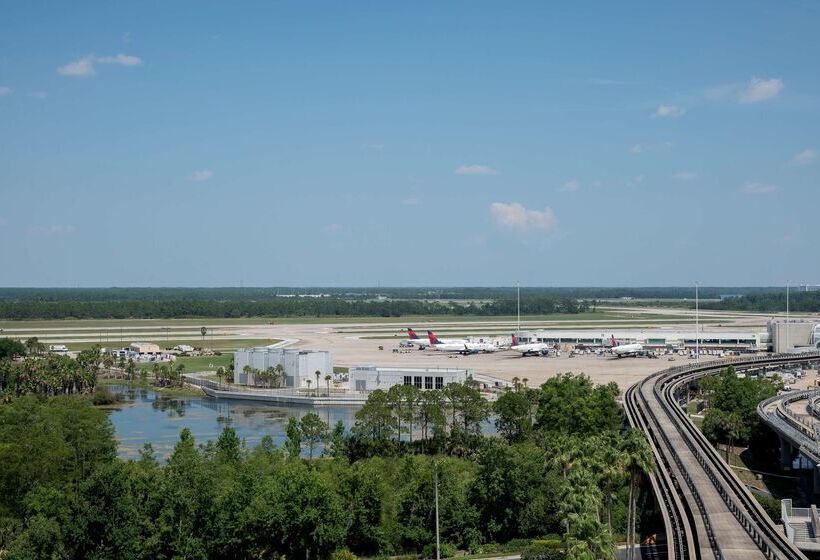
[126,358,136,381]
[314,370,321,396]
[324,374,332,396]
[25,337,43,356]
[216,366,224,386]
[242,364,254,386]
[274,364,285,388]
[305,379,312,394]
[621,429,655,560]
[175,363,185,387]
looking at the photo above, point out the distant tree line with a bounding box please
[702,291,820,313]
[0,286,785,304]
[0,297,589,320]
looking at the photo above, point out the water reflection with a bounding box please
[106,384,359,460]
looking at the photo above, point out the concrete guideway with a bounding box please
[626,353,820,560]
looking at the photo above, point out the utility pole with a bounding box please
[695,282,700,362]
[435,461,441,560]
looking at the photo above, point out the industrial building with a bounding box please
[514,329,768,352]
[233,347,332,388]
[128,342,162,355]
[348,366,468,392]
[768,320,820,353]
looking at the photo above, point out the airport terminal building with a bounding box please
[514,329,768,352]
[234,347,332,388]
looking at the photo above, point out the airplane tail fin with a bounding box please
[610,335,617,347]
[511,334,519,346]
[427,330,440,345]
[407,328,419,340]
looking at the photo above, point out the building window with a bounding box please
[403,376,412,386]
[414,376,422,389]
[435,376,444,389]
[425,376,433,390]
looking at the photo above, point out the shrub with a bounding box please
[91,387,123,406]
[331,549,358,560]
[421,542,457,559]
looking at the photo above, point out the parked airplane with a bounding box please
[509,334,553,357]
[403,328,430,348]
[610,335,644,358]
[425,330,467,345]
[427,331,496,354]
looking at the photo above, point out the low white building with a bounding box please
[515,329,767,352]
[348,366,468,392]
[234,347,332,388]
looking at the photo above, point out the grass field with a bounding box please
[68,338,280,352]
[0,310,697,331]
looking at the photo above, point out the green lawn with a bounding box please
[135,353,235,373]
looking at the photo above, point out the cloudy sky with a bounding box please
[0,1,818,286]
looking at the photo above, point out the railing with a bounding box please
[629,352,820,560]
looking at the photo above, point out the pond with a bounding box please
[106,384,358,459]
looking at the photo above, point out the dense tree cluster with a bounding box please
[0,345,103,399]
[698,366,780,463]
[0,372,656,560]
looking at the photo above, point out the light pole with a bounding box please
[786,281,790,353]
[516,281,521,332]
[434,461,441,560]
[695,282,700,362]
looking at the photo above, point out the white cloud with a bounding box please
[787,149,816,167]
[652,104,686,118]
[187,169,213,182]
[672,171,697,181]
[31,91,48,99]
[740,182,778,194]
[323,223,343,234]
[633,174,645,184]
[739,76,783,104]
[0,86,12,96]
[58,56,96,76]
[360,143,384,151]
[490,202,556,232]
[629,144,642,154]
[454,164,499,176]
[28,224,76,236]
[400,197,422,206]
[560,179,580,192]
[590,180,602,188]
[58,54,142,77]
[97,54,142,66]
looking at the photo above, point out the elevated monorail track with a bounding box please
[625,353,820,560]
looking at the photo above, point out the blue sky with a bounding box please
[0,1,818,287]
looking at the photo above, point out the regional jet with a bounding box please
[509,334,553,357]
[609,335,644,358]
[427,331,496,354]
